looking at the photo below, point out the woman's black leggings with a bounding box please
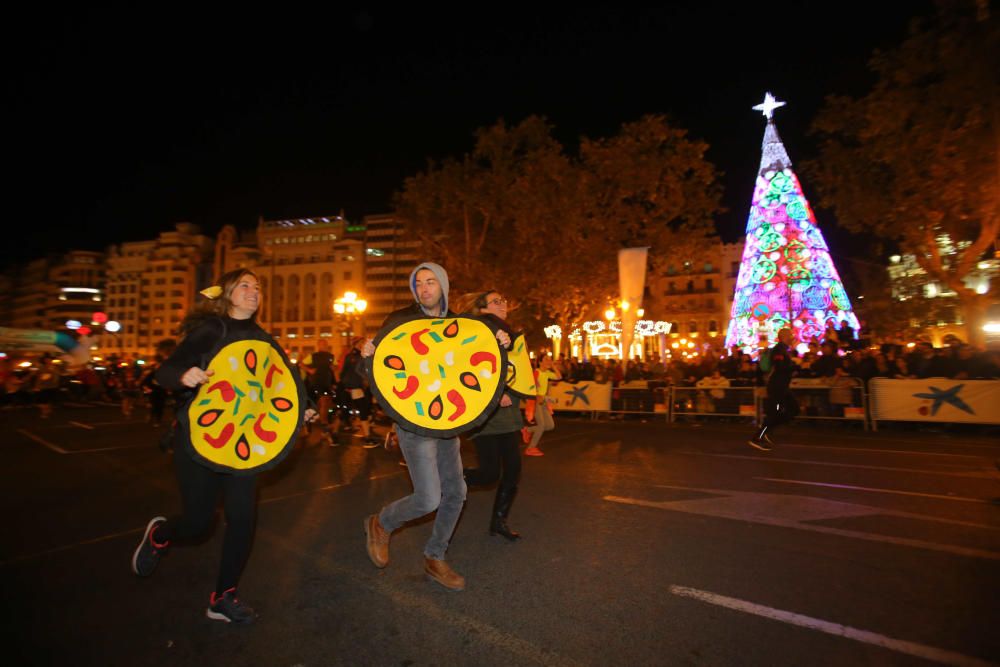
[465,431,521,492]
[156,447,257,595]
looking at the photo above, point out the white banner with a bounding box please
[618,247,648,370]
[547,381,612,412]
[870,378,1000,424]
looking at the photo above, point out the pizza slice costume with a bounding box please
[503,333,536,399]
[174,318,307,475]
[366,316,507,439]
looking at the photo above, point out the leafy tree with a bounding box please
[577,115,722,267]
[808,3,999,344]
[394,115,723,335]
[395,116,562,294]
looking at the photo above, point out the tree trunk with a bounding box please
[958,291,990,347]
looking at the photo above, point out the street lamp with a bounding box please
[333,291,367,338]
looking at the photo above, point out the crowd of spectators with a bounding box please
[4,336,998,418]
[551,339,1000,388]
[542,338,998,419]
[0,355,161,410]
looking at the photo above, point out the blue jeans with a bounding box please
[378,428,467,560]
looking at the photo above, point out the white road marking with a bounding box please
[65,444,152,454]
[18,436,154,454]
[660,482,999,531]
[669,585,998,667]
[68,421,95,430]
[778,443,989,460]
[754,477,990,504]
[16,429,68,454]
[0,526,144,566]
[55,420,147,428]
[89,420,148,426]
[0,471,407,567]
[605,488,1000,560]
[831,434,1000,451]
[676,451,995,478]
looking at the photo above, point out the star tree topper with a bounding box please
[753,92,786,120]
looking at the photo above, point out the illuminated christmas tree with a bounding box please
[724,93,860,354]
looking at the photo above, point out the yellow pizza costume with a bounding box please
[179,337,305,474]
[504,334,536,399]
[367,317,507,438]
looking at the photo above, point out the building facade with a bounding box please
[363,213,420,326]
[886,237,998,346]
[646,240,744,349]
[2,212,426,362]
[3,252,106,332]
[104,223,213,357]
[215,215,366,360]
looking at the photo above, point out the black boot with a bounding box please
[489,485,520,541]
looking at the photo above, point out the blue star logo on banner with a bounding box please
[563,383,592,407]
[912,384,975,416]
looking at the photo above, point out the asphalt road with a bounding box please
[3,402,999,667]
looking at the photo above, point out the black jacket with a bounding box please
[766,342,796,393]
[380,303,456,331]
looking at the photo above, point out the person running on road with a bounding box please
[140,354,168,428]
[32,355,61,419]
[363,262,509,591]
[341,337,380,447]
[748,327,798,451]
[120,361,141,419]
[130,269,315,624]
[458,290,524,540]
[303,338,338,445]
[524,354,560,457]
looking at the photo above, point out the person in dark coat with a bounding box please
[748,327,798,451]
[459,290,524,541]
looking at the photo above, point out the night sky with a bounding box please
[6,4,936,270]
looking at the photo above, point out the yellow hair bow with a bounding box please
[200,285,224,299]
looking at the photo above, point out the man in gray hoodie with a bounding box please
[362,262,469,591]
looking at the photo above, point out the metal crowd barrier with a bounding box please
[612,385,670,417]
[670,386,759,422]
[556,379,871,430]
[785,377,868,430]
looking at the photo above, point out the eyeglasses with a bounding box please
[487,297,507,307]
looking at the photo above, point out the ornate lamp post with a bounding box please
[333,291,368,340]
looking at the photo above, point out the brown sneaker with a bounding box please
[424,557,465,591]
[364,514,390,568]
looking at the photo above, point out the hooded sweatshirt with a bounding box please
[410,262,450,316]
[379,262,453,330]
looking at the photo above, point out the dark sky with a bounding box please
[6,4,936,270]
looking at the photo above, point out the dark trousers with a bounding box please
[465,431,521,492]
[762,389,799,431]
[149,392,166,424]
[157,447,257,594]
